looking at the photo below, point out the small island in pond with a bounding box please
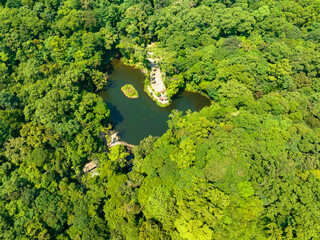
[121,84,139,98]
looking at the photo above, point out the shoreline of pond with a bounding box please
[99,59,211,144]
[109,56,212,107]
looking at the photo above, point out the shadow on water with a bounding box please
[106,62,115,75]
[106,102,124,127]
[171,90,184,101]
[99,59,211,145]
[107,80,116,88]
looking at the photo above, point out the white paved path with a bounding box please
[147,53,169,105]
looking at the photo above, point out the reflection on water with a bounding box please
[98,59,211,145]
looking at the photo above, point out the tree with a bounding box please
[0,119,10,147]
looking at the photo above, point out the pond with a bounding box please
[98,59,211,145]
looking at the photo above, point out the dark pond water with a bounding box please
[98,59,211,145]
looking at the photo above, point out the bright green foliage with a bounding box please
[1,0,320,239]
[121,84,139,98]
[0,119,10,147]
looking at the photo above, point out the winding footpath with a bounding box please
[146,50,169,105]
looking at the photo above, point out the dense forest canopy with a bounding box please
[1,0,320,239]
